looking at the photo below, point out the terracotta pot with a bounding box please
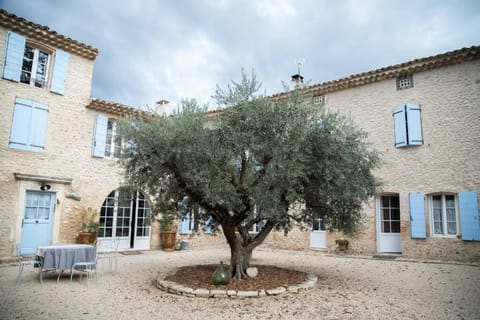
[78,232,97,244]
[160,231,177,252]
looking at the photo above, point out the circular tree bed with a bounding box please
[163,264,310,292]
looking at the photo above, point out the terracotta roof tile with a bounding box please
[273,45,480,98]
[86,98,151,119]
[0,9,99,60]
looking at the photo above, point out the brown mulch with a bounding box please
[164,264,307,291]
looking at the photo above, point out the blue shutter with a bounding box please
[29,101,49,152]
[406,104,423,146]
[179,213,190,234]
[9,98,32,150]
[2,32,25,81]
[50,50,69,95]
[9,98,48,152]
[409,192,426,238]
[393,105,407,147]
[92,114,108,157]
[459,191,480,241]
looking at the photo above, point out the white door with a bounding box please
[377,195,401,253]
[98,189,151,250]
[310,217,326,249]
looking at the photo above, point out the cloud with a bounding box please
[2,0,479,111]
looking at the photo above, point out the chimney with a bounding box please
[291,74,304,89]
[155,100,170,115]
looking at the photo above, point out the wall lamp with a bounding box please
[40,182,51,191]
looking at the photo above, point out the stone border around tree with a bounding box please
[156,272,318,298]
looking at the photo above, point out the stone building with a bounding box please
[1,9,479,263]
[0,9,156,259]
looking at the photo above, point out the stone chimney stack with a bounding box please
[155,100,170,115]
[291,74,304,89]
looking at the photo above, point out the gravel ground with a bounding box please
[1,245,479,320]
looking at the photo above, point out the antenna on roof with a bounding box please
[294,58,305,76]
[292,58,305,89]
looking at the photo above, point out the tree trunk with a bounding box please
[221,218,275,280]
[230,244,253,279]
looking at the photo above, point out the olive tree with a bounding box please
[119,71,380,279]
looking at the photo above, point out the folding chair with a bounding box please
[69,241,98,285]
[15,243,42,286]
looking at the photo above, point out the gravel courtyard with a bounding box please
[1,245,479,320]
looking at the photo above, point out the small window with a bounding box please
[20,45,51,88]
[3,32,70,95]
[397,74,413,90]
[312,94,325,105]
[430,194,458,237]
[105,119,122,158]
[92,115,122,158]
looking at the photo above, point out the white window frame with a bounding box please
[105,119,123,159]
[312,94,325,105]
[20,44,51,89]
[429,193,459,238]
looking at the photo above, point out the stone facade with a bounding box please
[0,9,478,263]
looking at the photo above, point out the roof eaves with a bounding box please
[0,9,99,60]
[86,98,152,120]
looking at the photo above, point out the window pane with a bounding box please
[433,208,443,222]
[382,221,390,233]
[447,222,456,235]
[391,208,400,221]
[382,209,390,221]
[381,196,389,208]
[391,221,400,233]
[434,222,443,235]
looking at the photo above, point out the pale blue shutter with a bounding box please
[50,50,69,95]
[409,192,426,238]
[393,105,407,147]
[406,104,423,146]
[459,191,480,241]
[92,114,108,157]
[2,32,25,81]
[179,213,190,234]
[29,101,49,152]
[9,98,32,150]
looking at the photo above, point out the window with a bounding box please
[20,45,50,88]
[3,31,69,95]
[92,114,122,158]
[396,74,413,90]
[312,94,325,105]
[9,97,48,152]
[393,103,423,148]
[380,195,401,233]
[430,194,458,236]
[409,191,480,241]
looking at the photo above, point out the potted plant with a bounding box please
[78,207,100,244]
[335,239,349,252]
[157,211,177,252]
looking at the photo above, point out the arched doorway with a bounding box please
[98,188,151,250]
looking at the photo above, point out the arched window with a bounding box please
[98,188,151,250]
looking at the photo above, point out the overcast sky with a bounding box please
[2,0,479,112]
